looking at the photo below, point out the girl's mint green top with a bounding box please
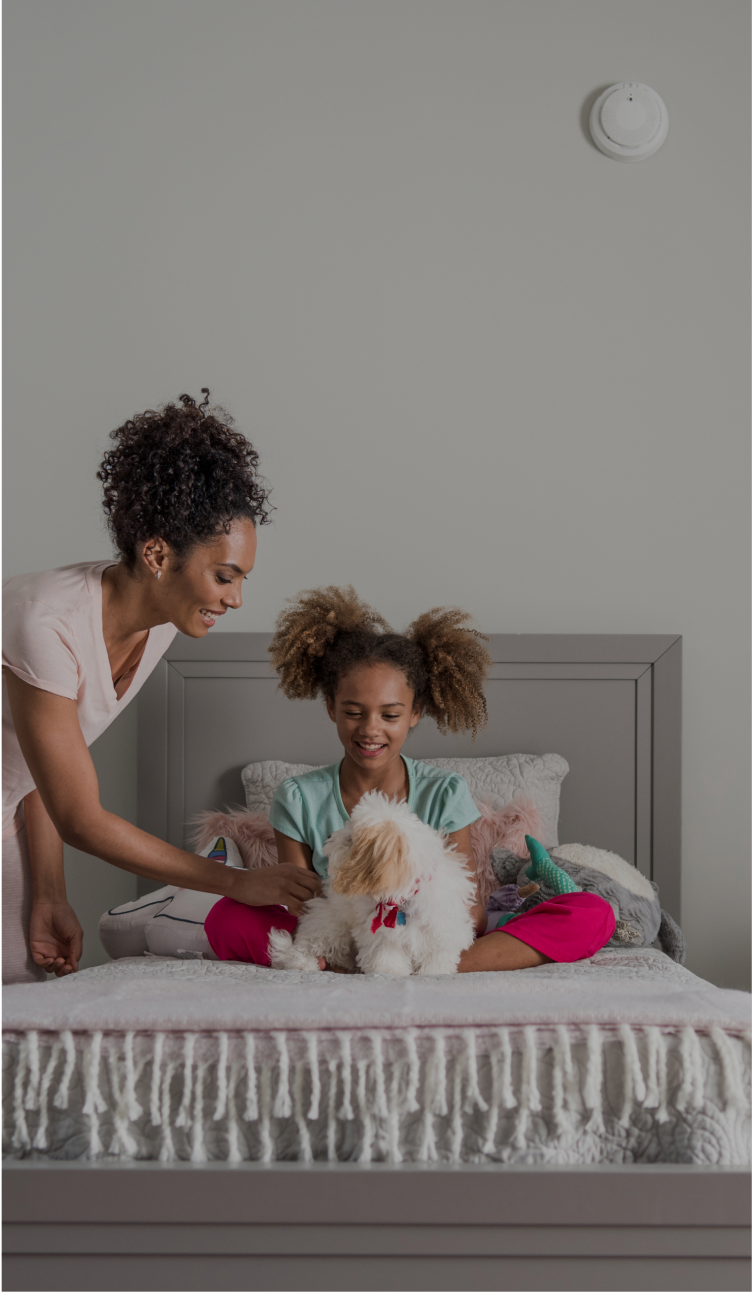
[269,756,481,879]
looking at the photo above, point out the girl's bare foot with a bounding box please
[457,931,550,972]
[317,957,357,973]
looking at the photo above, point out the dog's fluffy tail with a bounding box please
[268,927,294,968]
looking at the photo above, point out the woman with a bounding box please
[2,392,322,984]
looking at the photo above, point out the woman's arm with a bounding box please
[24,788,83,976]
[447,824,487,937]
[5,674,321,915]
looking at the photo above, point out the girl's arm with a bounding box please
[273,830,315,871]
[5,674,321,915]
[25,788,83,976]
[447,824,487,937]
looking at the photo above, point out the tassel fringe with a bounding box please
[583,1025,605,1132]
[3,1024,749,1164]
[643,1026,669,1121]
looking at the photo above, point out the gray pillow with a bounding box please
[242,752,568,847]
[490,841,686,963]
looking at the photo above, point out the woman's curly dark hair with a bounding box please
[97,390,272,570]
[269,586,490,737]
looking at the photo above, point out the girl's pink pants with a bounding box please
[205,900,297,966]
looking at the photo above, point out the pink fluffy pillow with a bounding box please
[191,809,278,870]
[469,800,543,906]
[192,797,542,907]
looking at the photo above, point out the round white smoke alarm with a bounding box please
[590,83,669,161]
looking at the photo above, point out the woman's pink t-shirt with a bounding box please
[2,562,177,834]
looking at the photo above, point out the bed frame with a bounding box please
[6,632,750,1292]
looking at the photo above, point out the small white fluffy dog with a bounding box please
[268,791,476,976]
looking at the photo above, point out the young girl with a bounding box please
[205,587,615,972]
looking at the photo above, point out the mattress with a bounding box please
[3,948,750,1166]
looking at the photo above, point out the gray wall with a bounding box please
[4,0,749,989]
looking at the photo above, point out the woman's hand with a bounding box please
[24,788,82,974]
[29,900,83,976]
[232,864,322,917]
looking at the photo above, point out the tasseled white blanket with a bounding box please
[4,947,750,1165]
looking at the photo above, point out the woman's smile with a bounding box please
[199,608,227,628]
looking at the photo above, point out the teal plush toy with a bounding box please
[488,836,578,930]
[524,835,580,895]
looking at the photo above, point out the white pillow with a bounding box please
[98,835,243,960]
[242,760,325,816]
[98,886,179,960]
[242,753,569,847]
[420,754,568,849]
[144,887,224,960]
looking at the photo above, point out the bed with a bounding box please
[4,633,750,1292]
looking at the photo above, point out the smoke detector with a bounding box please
[589,83,669,161]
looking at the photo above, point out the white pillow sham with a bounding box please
[98,886,179,960]
[98,835,243,960]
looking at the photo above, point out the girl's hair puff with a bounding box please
[269,587,490,738]
[406,607,490,737]
[268,585,390,701]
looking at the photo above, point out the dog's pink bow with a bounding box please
[371,900,403,934]
[371,885,419,934]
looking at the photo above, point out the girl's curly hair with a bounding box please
[97,390,272,570]
[269,586,490,737]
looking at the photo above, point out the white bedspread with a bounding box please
[3,947,750,1034]
[4,949,750,1167]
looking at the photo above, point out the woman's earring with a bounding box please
[155,571,161,581]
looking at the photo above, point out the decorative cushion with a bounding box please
[143,887,223,960]
[98,886,179,960]
[98,836,243,961]
[241,753,568,848]
[191,809,277,870]
[470,800,544,906]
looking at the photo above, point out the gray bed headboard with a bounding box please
[137,633,681,919]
